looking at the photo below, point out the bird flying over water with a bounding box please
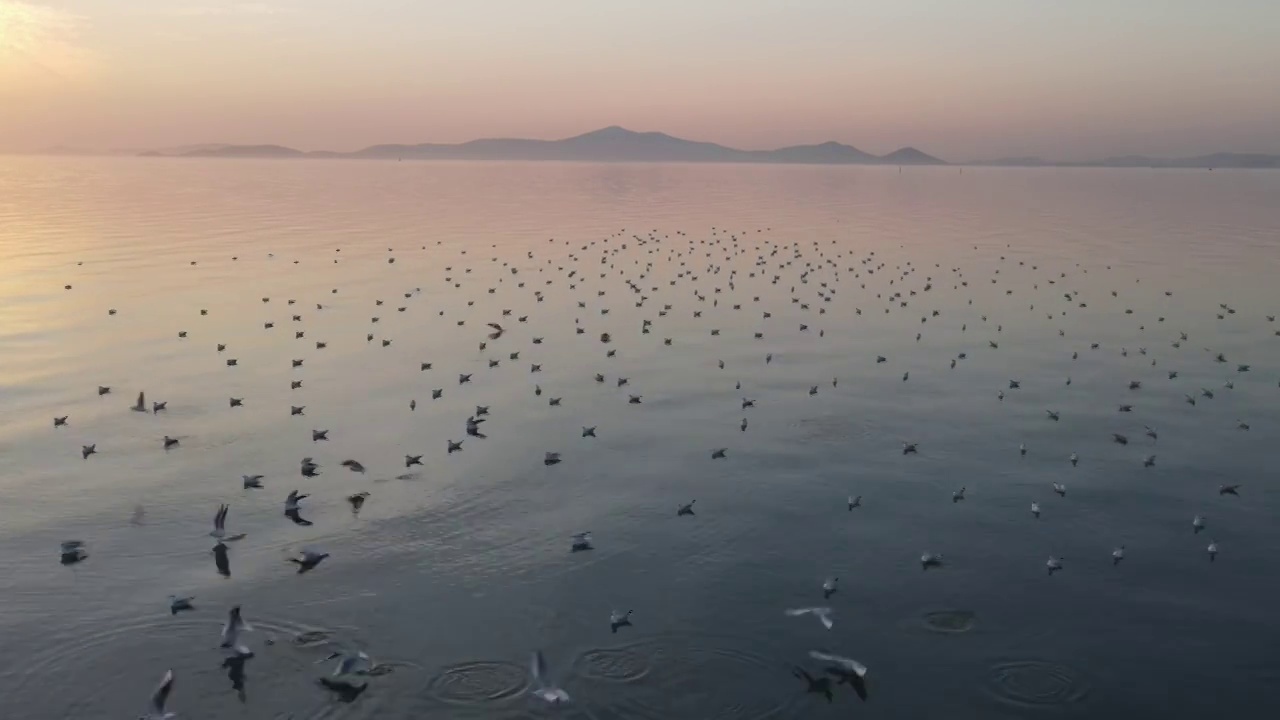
[140,669,176,720]
[529,650,570,703]
[785,607,834,629]
[220,605,252,652]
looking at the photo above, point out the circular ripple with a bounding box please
[6,613,354,720]
[986,660,1090,708]
[575,634,803,720]
[923,610,976,633]
[426,660,528,705]
[575,644,653,682]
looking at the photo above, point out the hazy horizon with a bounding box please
[3,0,1279,161]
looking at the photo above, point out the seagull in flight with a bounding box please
[319,648,374,677]
[610,609,633,633]
[210,504,246,541]
[139,669,176,720]
[242,474,264,489]
[785,606,834,629]
[220,605,252,653]
[808,650,867,678]
[289,547,329,573]
[529,650,571,703]
[169,595,196,615]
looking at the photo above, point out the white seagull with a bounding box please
[807,650,867,677]
[319,648,374,677]
[785,607,834,629]
[219,605,252,653]
[529,650,571,703]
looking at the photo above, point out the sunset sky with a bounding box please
[2,0,1278,160]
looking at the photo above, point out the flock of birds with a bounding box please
[43,224,1276,718]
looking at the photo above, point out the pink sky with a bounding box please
[2,0,1279,160]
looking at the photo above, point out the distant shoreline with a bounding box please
[8,154,1278,170]
[14,125,1279,169]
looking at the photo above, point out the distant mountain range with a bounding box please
[24,126,1280,168]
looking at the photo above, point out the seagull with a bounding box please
[529,650,570,703]
[319,649,374,677]
[822,576,838,599]
[1207,540,1218,561]
[130,505,146,525]
[544,451,562,466]
[1144,455,1156,467]
[741,418,748,431]
[340,459,366,473]
[785,607,834,629]
[952,486,966,503]
[1219,484,1241,496]
[347,492,370,513]
[1192,515,1206,533]
[1145,425,1158,441]
[847,495,861,511]
[219,606,253,654]
[82,444,96,459]
[312,429,329,442]
[131,391,147,411]
[405,454,423,468]
[629,394,642,404]
[140,669,176,720]
[284,491,312,526]
[610,609,634,633]
[152,401,167,414]
[677,500,696,516]
[169,595,196,615]
[582,426,596,438]
[1019,443,1027,456]
[807,650,867,678]
[1069,452,1079,467]
[1112,546,1125,565]
[570,531,593,552]
[448,439,463,453]
[920,552,944,569]
[53,416,68,427]
[1031,501,1041,518]
[1046,410,1060,421]
[211,504,230,538]
[1053,482,1066,497]
[289,548,329,573]
[163,436,179,449]
[98,385,111,396]
[1047,556,1064,575]
[902,442,918,455]
[1113,433,1128,445]
[300,457,320,477]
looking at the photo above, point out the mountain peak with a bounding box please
[571,126,644,140]
[881,146,945,164]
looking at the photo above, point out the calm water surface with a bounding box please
[1,159,1278,719]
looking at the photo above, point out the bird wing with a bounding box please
[808,651,866,676]
[531,650,547,685]
[149,669,174,713]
